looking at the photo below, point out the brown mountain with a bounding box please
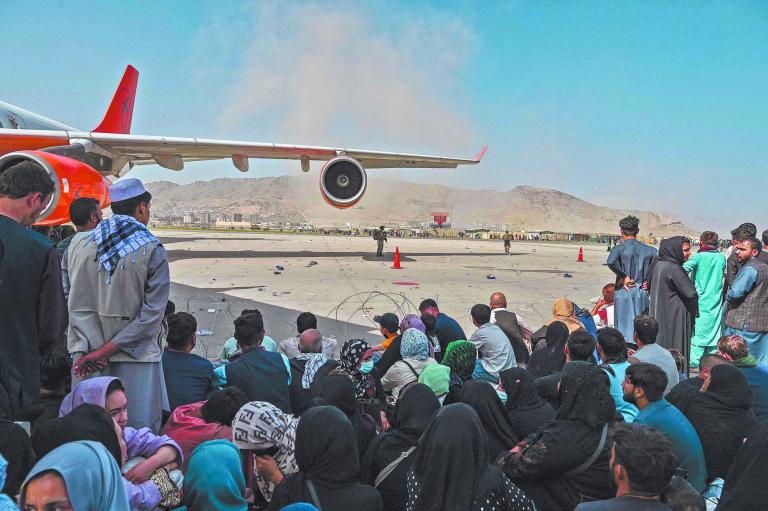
[146,176,695,236]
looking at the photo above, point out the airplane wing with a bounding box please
[72,131,486,174]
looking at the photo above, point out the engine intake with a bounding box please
[319,156,367,208]
[0,151,111,226]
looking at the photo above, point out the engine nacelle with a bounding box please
[319,156,367,208]
[0,151,111,226]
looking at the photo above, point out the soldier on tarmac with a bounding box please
[503,230,513,255]
[373,225,387,257]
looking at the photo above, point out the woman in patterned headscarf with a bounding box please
[338,339,386,402]
[232,401,299,503]
[381,329,437,401]
[441,340,477,405]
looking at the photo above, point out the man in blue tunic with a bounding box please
[607,216,658,341]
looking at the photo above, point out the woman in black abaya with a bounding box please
[268,406,383,510]
[500,367,556,440]
[361,383,440,511]
[406,404,535,511]
[648,236,699,361]
[460,380,520,458]
[313,373,378,465]
[682,363,756,481]
[498,362,616,510]
[526,321,568,378]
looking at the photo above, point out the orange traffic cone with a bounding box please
[577,246,584,262]
[392,247,402,269]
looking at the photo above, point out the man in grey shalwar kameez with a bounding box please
[648,236,699,368]
[607,216,658,341]
[62,178,170,432]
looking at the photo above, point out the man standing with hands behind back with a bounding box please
[607,216,658,342]
[64,178,170,432]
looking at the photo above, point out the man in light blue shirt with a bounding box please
[623,363,707,492]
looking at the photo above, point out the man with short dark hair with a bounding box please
[607,215,658,341]
[469,304,515,382]
[64,178,169,431]
[597,327,638,422]
[212,313,292,412]
[0,160,66,420]
[57,197,102,260]
[220,309,278,361]
[717,335,768,423]
[726,224,757,285]
[724,237,768,364]
[162,312,214,412]
[575,423,678,510]
[629,316,679,395]
[682,231,726,368]
[419,298,466,354]
[288,328,339,415]
[623,363,707,493]
[535,331,596,406]
[277,311,337,359]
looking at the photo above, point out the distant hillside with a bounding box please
[146,175,696,236]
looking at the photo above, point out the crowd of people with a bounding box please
[1,163,767,510]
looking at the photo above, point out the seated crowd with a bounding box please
[3,154,767,511]
[3,289,766,511]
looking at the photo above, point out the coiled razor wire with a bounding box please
[321,290,419,339]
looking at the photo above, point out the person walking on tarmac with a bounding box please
[503,230,513,255]
[373,225,387,257]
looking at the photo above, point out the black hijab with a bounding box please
[0,421,34,497]
[314,373,377,463]
[411,404,491,511]
[500,367,556,439]
[31,403,122,465]
[717,423,768,511]
[296,405,360,487]
[556,362,615,429]
[527,321,568,378]
[685,364,757,480]
[647,236,686,290]
[392,383,440,445]
[460,381,519,457]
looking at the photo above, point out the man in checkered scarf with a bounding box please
[63,178,170,432]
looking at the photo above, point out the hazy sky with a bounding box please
[2,1,766,234]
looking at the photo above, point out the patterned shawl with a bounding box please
[232,401,299,502]
[295,353,329,389]
[400,328,430,361]
[91,214,158,277]
[441,340,477,382]
[339,339,379,399]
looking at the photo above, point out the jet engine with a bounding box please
[319,156,367,208]
[0,151,111,226]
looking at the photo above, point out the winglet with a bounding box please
[94,65,139,134]
[474,145,488,162]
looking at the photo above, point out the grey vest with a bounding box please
[726,259,768,333]
[66,232,164,363]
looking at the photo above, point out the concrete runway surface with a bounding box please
[163,230,617,359]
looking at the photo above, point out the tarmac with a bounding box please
[163,230,618,359]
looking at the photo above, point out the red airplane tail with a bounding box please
[93,65,138,134]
